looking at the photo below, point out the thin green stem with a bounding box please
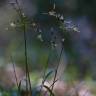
[51,46,63,96]
[11,0,32,95]
[39,47,51,96]
[23,20,32,95]
[10,56,19,90]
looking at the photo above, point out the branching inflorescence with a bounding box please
[9,0,80,96]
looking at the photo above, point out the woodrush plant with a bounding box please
[9,0,80,96]
[10,0,32,95]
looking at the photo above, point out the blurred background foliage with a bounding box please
[0,0,96,94]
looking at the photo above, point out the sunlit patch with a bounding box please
[10,22,16,27]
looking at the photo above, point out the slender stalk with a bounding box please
[11,0,32,95]
[10,56,19,89]
[44,79,58,96]
[51,46,63,95]
[23,22,28,93]
[23,17,32,95]
[39,47,51,96]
